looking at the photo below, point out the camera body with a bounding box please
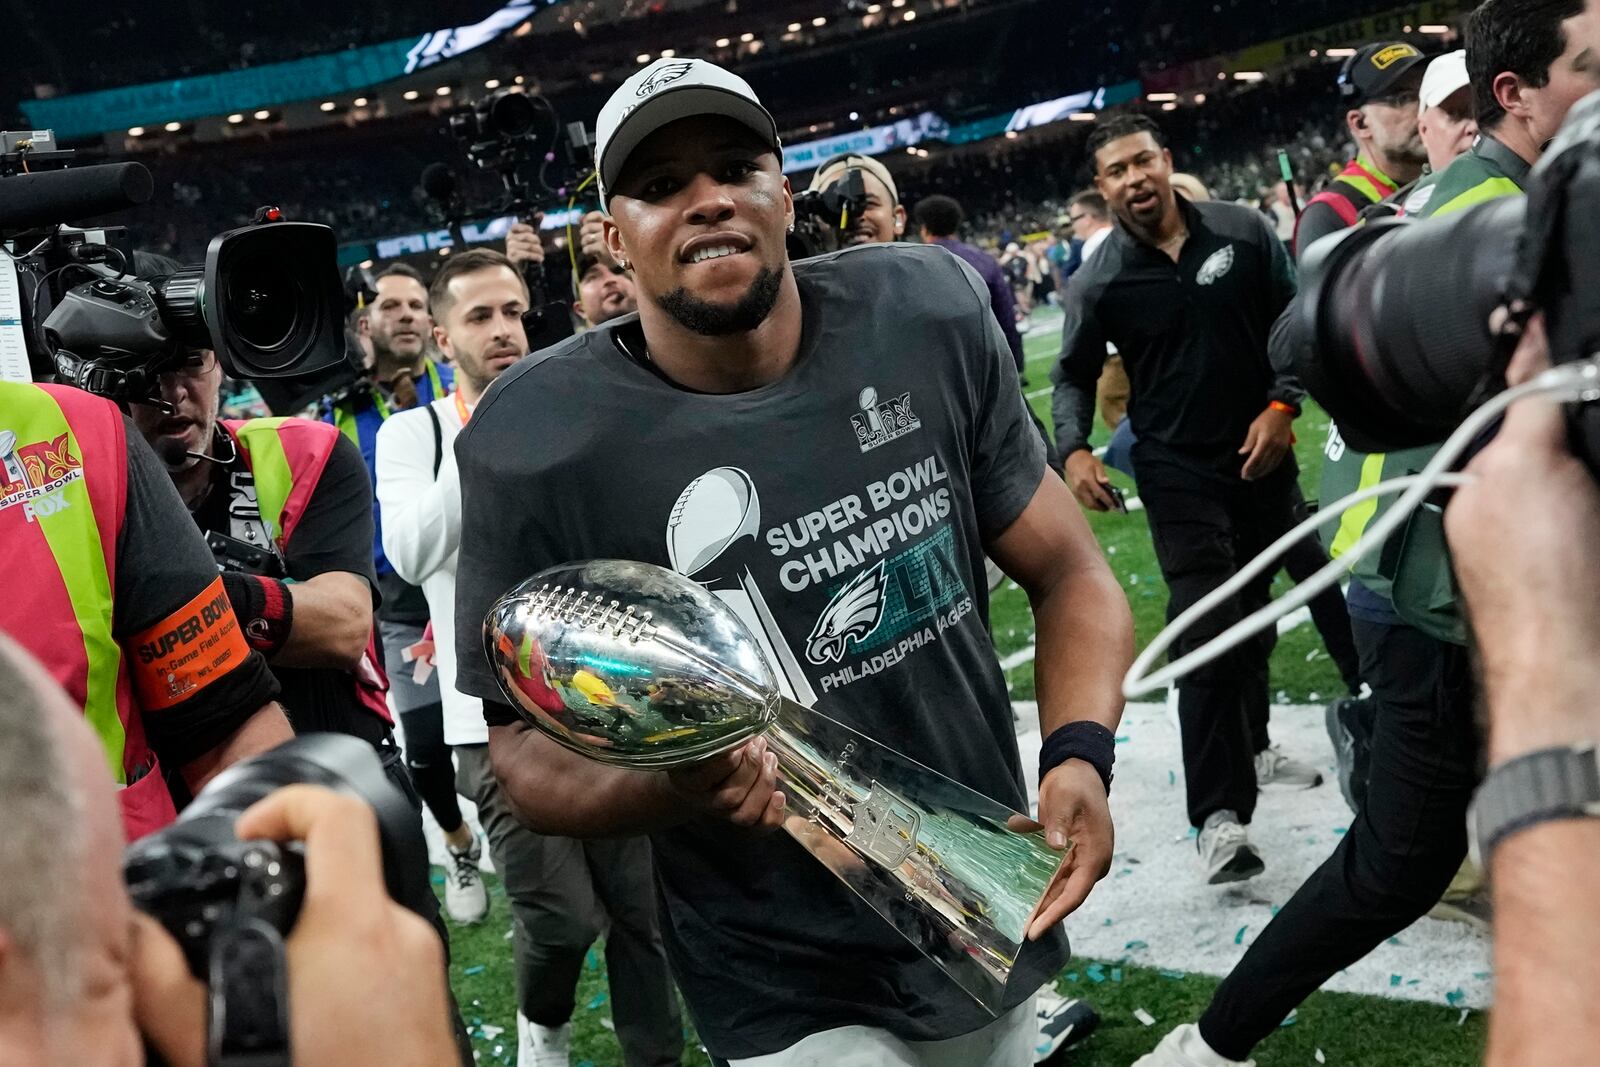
[1,131,347,406]
[126,733,428,978]
[788,167,871,259]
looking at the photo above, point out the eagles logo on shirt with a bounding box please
[1196,244,1235,286]
[806,562,887,664]
[636,61,694,97]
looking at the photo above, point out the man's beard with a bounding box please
[655,265,785,336]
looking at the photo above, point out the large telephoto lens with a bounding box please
[152,221,346,380]
[1293,196,1524,453]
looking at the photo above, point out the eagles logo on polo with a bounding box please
[1196,244,1235,286]
[636,60,694,97]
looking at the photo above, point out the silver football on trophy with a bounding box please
[485,560,779,768]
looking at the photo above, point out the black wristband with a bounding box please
[220,572,294,657]
[1039,721,1115,795]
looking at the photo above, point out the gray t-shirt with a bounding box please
[453,242,1066,1058]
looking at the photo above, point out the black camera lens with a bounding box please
[226,257,300,351]
[485,89,540,140]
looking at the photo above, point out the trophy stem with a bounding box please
[762,699,1069,1015]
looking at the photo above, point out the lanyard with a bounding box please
[453,389,475,426]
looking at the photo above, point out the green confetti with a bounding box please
[1234,926,1248,945]
[462,965,486,977]
[1124,940,1149,951]
[1111,967,1123,982]
[1160,969,1188,980]
[587,991,608,1010]
[1390,975,1402,988]
[1446,989,1465,1006]
[1280,1009,1298,1027]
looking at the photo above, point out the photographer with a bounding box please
[1293,41,1427,257]
[0,379,290,839]
[376,249,682,1067]
[454,58,1132,1066]
[0,635,457,1066]
[1445,313,1600,1067]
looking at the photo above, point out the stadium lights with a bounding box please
[1147,92,1177,102]
[868,3,882,10]
[128,126,146,136]
[891,0,906,6]
[438,247,450,256]
[485,78,501,89]
[1325,47,1357,57]
[661,48,677,58]
[740,31,755,41]
[436,85,452,96]
[849,110,860,121]
[1233,71,1265,82]
[1162,101,1178,111]
[1419,24,1451,33]
[573,19,584,33]
[164,121,182,132]
[812,16,827,26]
[716,36,731,46]
[319,101,337,111]
[254,109,272,120]
[903,9,916,19]
[403,89,421,100]
[1069,111,1096,121]
[514,75,526,84]
[637,52,652,63]
[359,259,374,269]
[1193,92,1207,104]
[227,113,245,124]
[788,22,802,31]
[1309,48,1319,57]
[354,97,369,107]
[1005,130,1018,139]
[1402,25,1413,33]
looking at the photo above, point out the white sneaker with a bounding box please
[443,834,489,925]
[1033,987,1099,1062]
[1197,810,1264,885]
[1254,746,1324,789]
[1134,1023,1256,1067]
[517,1014,571,1067]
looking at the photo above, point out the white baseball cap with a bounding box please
[594,57,781,211]
[1420,50,1470,112]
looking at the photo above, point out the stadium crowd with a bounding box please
[7,0,1600,1066]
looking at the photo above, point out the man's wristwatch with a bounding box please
[1468,743,1600,870]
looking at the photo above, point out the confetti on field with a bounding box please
[1160,969,1188,980]
[586,991,608,1010]
[1124,940,1149,952]
[1446,988,1465,1006]
[1134,1007,1157,1026]
[586,947,599,971]
[462,965,486,977]
[479,1025,504,1040]
[1316,1049,1327,1064]
[431,871,446,886]
[1168,770,1177,786]
[1115,734,1131,743]
[1065,971,1080,982]
[1459,1010,1470,1026]
[1111,968,1123,982]
[601,1017,616,1031]
[1235,926,1249,945]
[1390,975,1402,988]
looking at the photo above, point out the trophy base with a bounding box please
[767,698,1070,1014]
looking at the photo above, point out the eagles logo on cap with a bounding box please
[636,61,694,98]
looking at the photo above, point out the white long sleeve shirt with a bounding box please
[375,396,487,744]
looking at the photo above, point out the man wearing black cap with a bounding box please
[453,56,1134,1066]
[1293,41,1428,257]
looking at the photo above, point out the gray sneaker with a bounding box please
[1198,810,1264,884]
[1254,746,1324,789]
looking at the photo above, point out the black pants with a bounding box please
[1281,494,1363,695]
[1197,619,1478,1060]
[456,744,683,1066]
[1139,451,1300,827]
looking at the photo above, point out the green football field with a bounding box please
[437,317,1486,1065]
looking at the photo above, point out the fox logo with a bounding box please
[806,563,887,665]
[636,61,694,98]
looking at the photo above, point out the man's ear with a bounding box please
[602,216,628,270]
[432,324,452,361]
[782,176,795,231]
[1347,108,1367,135]
[893,205,906,235]
[1493,70,1530,120]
